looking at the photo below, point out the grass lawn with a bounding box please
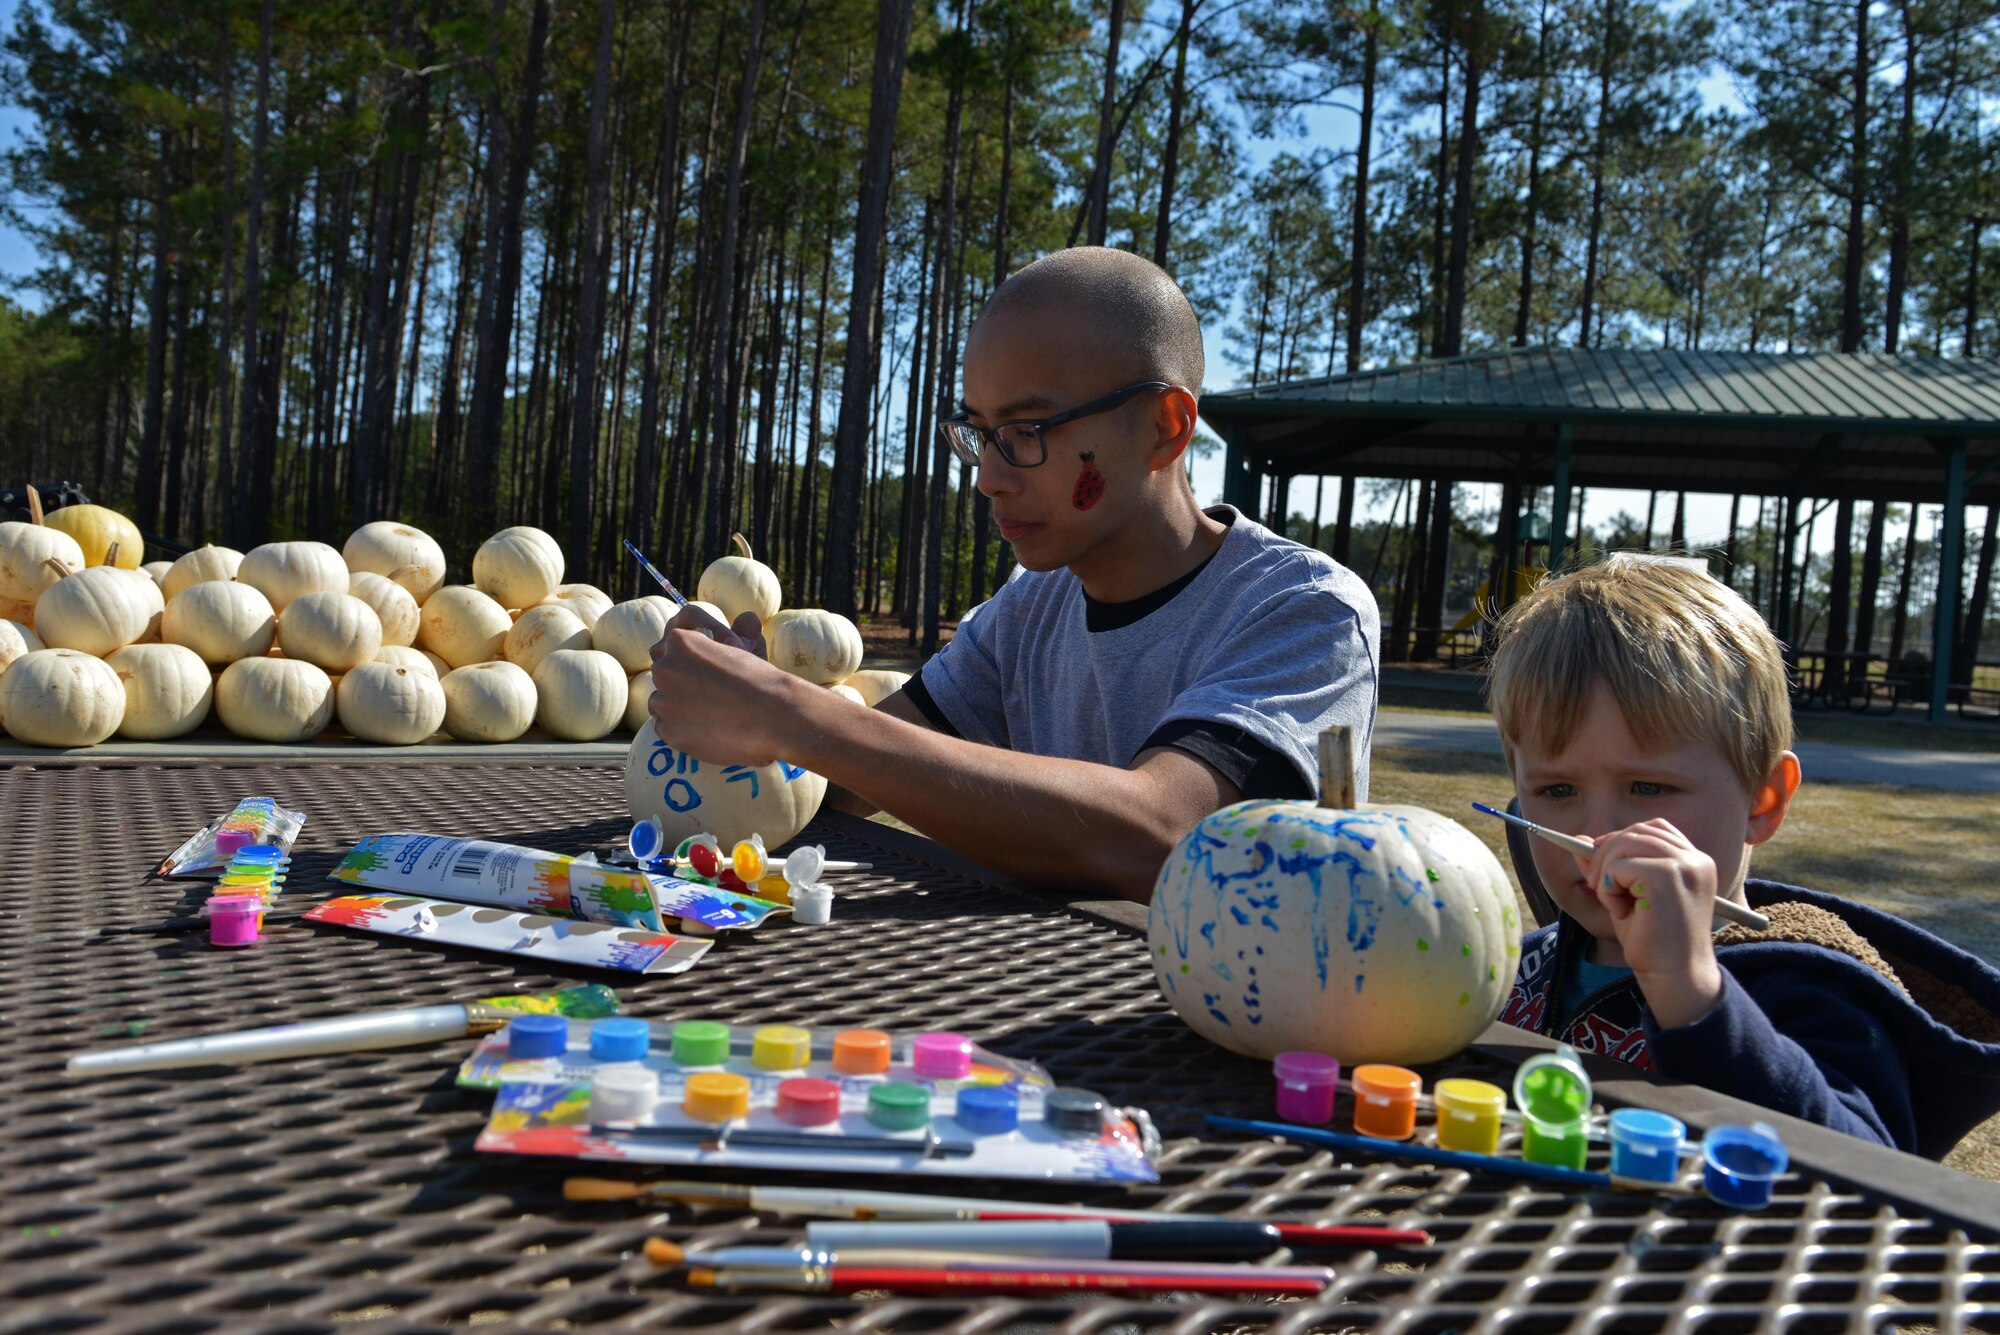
[1373,745,2000,1180]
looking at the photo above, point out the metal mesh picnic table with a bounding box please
[4,753,2000,1334]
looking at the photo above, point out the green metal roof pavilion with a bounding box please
[1201,348,2000,722]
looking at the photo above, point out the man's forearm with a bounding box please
[782,680,1192,900]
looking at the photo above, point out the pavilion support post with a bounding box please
[1775,493,1801,651]
[1549,422,1573,569]
[1274,472,1294,533]
[1930,438,1968,722]
[1823,496,1855,698]
[1487,468,1523,648]
[1221,426,1258,513]
[1334,472,1356,565]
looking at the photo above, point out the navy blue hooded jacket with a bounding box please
[1501,879,2000,1160]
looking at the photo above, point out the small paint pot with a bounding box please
[832,1029,891,1075]
[1351,1065,1422,1140]
[236,844,287,864]
[776,1077,843,1127]
[587,1065,659,1124]
[213,827,256,857]
[1609,1108,1687,1184]
[507,1014,570,1060]
[684,1071,751,1123]
[628,816,667,864]
[1515,1047,1592,1169]
[867,1081,932,1131]
[1045,1087,1109,1138]
[955,1084,1020,1136]
[589,1017,652,1064]
[1703,1122,1788,1209]
[751,1024,812,1071]
[1433,1078,1507,1155]
[790,882,833,925]
[1272,1051,1341,1125]
[670,1020,730,1068]
[911,1032,973,1080]
[205,893,263,947]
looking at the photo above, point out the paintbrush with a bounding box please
[66,984,621,1076]
[622,539,690,606]
[1471,802,1769,931]
[567,1178,1431,1248]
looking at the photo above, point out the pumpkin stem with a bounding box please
[42,557,70,580]
[25,484,43,525]
[104,541,122,568]
[389,564,425,583]
[1316,727,1356,809]
[729,532,754,561]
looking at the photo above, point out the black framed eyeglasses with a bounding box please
[938,380,1172,468]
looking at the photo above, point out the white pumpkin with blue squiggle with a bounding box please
[1149,800,1520,1064]
[624,719,827,849]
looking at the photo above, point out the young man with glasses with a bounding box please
[649,247,1379,902]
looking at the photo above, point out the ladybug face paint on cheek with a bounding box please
[1072,451,1106,511]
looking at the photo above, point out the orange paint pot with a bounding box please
[1351,1064,1422,1141]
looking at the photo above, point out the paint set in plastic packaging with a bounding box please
[468,1016,1160,1183]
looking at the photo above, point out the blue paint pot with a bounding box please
[1702,1122,1788,1209]
[1608,1108,1686,1183]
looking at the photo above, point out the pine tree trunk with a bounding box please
[1086,0,1127,246]
[568,0,619,576]
[1840,0,1870,354]
[822,0,914,617]
[1890,504,1920,665]
[1346,0,1378,373]
[1824,496,1855,693]
[1854,499,1887,669]
[1954,502,1999,684]
[1413,480,1453,659]
[1579,12,1611,349]
[239,0,274,544]
[1513,0,1551,347]
[1440,0,1482,358]
[1151,0,1195,266]
[137,129,172,534]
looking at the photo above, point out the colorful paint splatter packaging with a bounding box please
[327,833,785,934]
[156,798,307,878]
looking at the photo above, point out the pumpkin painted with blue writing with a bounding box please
[1149,801,1519,1064]
[624,719,826,849]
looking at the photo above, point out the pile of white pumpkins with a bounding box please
[0,506,909,749]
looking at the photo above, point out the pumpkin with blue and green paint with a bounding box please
[1149,800,1520,1064]
[624,719,826,849]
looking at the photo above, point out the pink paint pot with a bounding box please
[911,1032,972,1080]
[1273,1051,1341,1124]
[205,894,264,947]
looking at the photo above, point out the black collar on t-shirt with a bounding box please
[1083,507,1237,633]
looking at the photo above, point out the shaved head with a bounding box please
[976,247,1204,393]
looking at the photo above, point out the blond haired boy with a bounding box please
[1490,553,2000,1157]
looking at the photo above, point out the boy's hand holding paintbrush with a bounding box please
[1570,817,1729,1029]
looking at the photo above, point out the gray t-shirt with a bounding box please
[915,505,1380,799]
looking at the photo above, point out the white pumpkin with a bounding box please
[0,648,125,747]
[538,582,613,630]
[696,533,781,626]
[348,572,421,647]
[625,669,654,731]
[34,565,156,657]
[215,657,336,742]
[532,648,626,740]
[473,526,564,608]
[842,668,911,707]
[342,521,447,602]
[161,543,245,600]
[238,540,348,612]
[595,596,675,672]
[374,644,440,678]
[107,643,213,740]
[1149,800,1519,1065]
[0,597,37,626]
[504,603,592,677]
[141,560,172,587]
[625,719,826,849]
[440,661,537,743]
[827,682,866,705]
[0,618,44,680]
[417,585,512,668]
[337,662,447,745]
[0,521,85,603]
[163,580,277,665]
[767,609,863,686]
[276,591,383,674]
